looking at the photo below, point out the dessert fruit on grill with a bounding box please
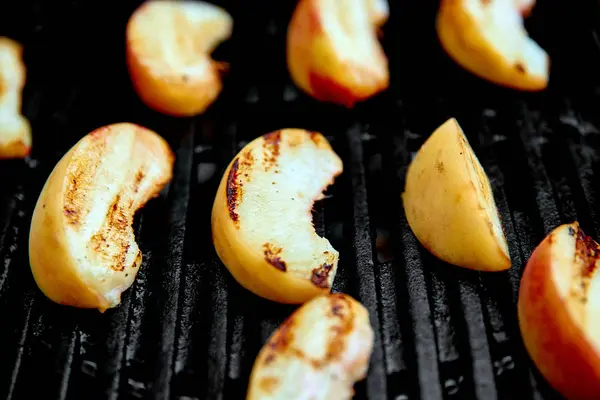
[436,0,549,91]
[518,222,600,400]
[29,123,174,312]
[126,0,232,117]
[211,129,343,304]
[402,118,511,271]
[246,293,373,400]
[286,0,389,107]
[0,37,31,159]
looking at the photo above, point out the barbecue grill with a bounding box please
[1,0,599,399]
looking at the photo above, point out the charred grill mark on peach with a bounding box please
[106,194,129,231]
[89,230,130,272]
[262,131,281,171]
[226,158,241,225]
[515,62,526,73]
[311,263,333,288]
[323,294,354,362]
[331,301,344,317]
[572,226,600,303]
[240,150,254,179]
[131,249,143,269]
[132,169,145,194]
[263,243,287,272]
[268,317,295,350]
[263,353,276,365]
[120,243,131,271]
[64,206,78,220]
[263,317,296,365]
[63,140,108,226]
[88,194,133,272]
[64,174,84,226]
[258,377,279,393]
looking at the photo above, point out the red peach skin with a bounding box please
[518,223,600,399]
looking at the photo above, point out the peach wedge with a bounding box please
[402,118,511,271]
[211,129,343,304]
[436,0,549,91]
[0,37,31,158]
[286,0,389,107]
[126,0,232,117]
[29,123,174,311]
[519,222,600,399]
[247,294,373,400]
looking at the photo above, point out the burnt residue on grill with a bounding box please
[311,263,332,288]
[263,131,281,172]
[226,157,241,225]
[263,243,287,272]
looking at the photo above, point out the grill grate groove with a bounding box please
[153,123,195,400]
[346,125,387,398]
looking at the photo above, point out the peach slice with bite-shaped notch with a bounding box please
[436,0,549,91]
[402,118,511,271]
[29,123,174,312]
[126,0,232,117]
[286,0,389,107]
[0,37,31,158]
[518,222,600,400]
[247,293,374,400]
[211,129,343,304]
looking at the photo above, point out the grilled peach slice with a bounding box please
[519,222,600,399]
[402,118,510,271]
[29,123,174,312]
[212,129,343,304]
[286,0,389,107]
[126,0,232,117]
[0,37,31,158]
[436,0,549,91]
[247,293,373,400]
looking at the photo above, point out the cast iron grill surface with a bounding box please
[1,0,600,399]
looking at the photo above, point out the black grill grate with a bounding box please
[2,0,600,399]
